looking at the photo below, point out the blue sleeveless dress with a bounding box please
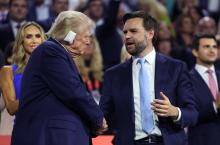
[12,64,23,100]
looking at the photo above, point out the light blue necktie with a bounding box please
[138,58,154,133]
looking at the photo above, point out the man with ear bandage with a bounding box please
[11,11,107,145]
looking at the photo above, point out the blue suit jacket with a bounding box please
[188,68,220,145]
[100,53,198,145]
[11,38,104,145]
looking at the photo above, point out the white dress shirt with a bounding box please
[132,49,161,140]
[132,49,182,140]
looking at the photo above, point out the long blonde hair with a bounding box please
[12,21,46,73]
[75,37,103,82]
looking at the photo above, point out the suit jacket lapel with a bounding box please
[216,70,220,91]
[191,68,215,101]
[121,58,135,124]
[155,53,167,99]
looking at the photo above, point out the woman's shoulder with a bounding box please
[0,65,13,78]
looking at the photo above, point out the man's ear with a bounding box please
[148,29,155,39]
[192,49,198,57]
[146,29,154,40]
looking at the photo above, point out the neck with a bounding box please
[138,44,154,58]
[25,53,30,61]
[197,61,214,69]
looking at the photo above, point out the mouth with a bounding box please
[126,42,135,47]
[30,45,38,48]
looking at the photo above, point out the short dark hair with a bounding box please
[123,11,159,45]
[192,33,217,50]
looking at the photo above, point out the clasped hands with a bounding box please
[151,92,179,120]
[96,118,108,135]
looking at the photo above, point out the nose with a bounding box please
[84,37,92,45]
[124,32,132,40]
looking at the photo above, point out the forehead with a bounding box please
[24,25,40,33]
[199,38,217,45]
[123,17,144,30]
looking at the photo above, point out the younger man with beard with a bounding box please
[188,34,220,145]
[100,11,198,145]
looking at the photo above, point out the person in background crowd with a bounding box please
[27,0,50,22]
[0,22,46,115]
[38,0,68,32]
[11,11,107,145]
[195,16,217,35]
[188,33,220,145]
[100,11,198,145]
[0,0,28,53]
[0,0,9,24]
[74,36,103,104]
[85,0,123,71]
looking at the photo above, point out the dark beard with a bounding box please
[126,41,146,56]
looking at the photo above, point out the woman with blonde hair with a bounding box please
[0,21,46,115]
[74,36,103,103]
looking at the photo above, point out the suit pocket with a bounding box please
[47,119,77,145]
[48,119,77,131]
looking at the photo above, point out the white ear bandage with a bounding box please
[64,31,76,44]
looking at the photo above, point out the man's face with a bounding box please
[9,0,28,22]
[53,0,68,15]
[66,27,92,57]
[88,0,104,21]
[193,38,218,65]
[123,18,150,57]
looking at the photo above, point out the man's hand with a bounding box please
[214,92,220,109]
[96,118,108,135]
[151,92,179,119]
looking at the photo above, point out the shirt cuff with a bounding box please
[173,107,181,122]
[213,102,218,113]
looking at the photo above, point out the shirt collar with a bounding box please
[10,20,26,28]
[132,48,156,65]
[195,64,215,74]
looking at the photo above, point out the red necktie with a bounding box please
[207,69,217,100]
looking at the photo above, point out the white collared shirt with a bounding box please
[132,49,162,140]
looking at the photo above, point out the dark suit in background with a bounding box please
[188,69,220,145]
[11,38,104,145]
[0,23,14,52]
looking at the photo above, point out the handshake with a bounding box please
[95,118,108,135]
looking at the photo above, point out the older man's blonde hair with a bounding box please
[47,11,94,44]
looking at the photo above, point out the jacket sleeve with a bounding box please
[40,45,103,130]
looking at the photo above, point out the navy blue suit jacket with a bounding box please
[188,68,220,145]
[100,53,198,145]
[11,38,104,145]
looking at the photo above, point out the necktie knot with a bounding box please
[137,58,146,65]
[207,69,213,74]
